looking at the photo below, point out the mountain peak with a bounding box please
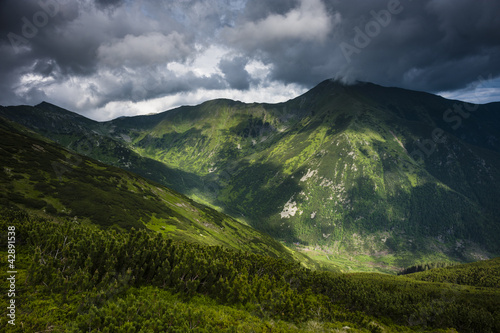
[36,101,74,114]
[36,101,55,107]
[34,101,99,124]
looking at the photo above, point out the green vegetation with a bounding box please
[404,257,500,288]
[109,82,499,269]
[0,117,302,261]
[398,262,457,276]
[1,208,499,332]
[2,80,500,271]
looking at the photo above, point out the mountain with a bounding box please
[0,116,307,262]
[2,79,499,270]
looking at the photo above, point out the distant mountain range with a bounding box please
[2,79,499,271]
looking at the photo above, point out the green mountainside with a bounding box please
[0,103,187,188]
[1,81,500,331]
[1,80,499,271]
[0,117,303,261]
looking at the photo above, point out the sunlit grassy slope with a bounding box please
[0,117,315,264]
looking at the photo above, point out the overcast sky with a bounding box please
[1,0,499,121]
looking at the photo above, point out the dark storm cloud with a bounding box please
[236,0,300,22]
[0,0,499,118]
[222,0,500,94]
[330,0,500,92]
[218,56,253,90]
[0,0,103,107]
[94,0,124,9]
[84,68,226,109]
[0,0,198,109]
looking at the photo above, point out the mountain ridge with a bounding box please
[1,79,499,271]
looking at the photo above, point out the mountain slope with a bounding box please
[0,116,303,261]
[2,80,499,270]
[0,103,197,191]
[107,80,500,264]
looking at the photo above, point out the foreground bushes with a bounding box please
[1,208,499,332]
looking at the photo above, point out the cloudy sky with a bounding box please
[1,0,499,121]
